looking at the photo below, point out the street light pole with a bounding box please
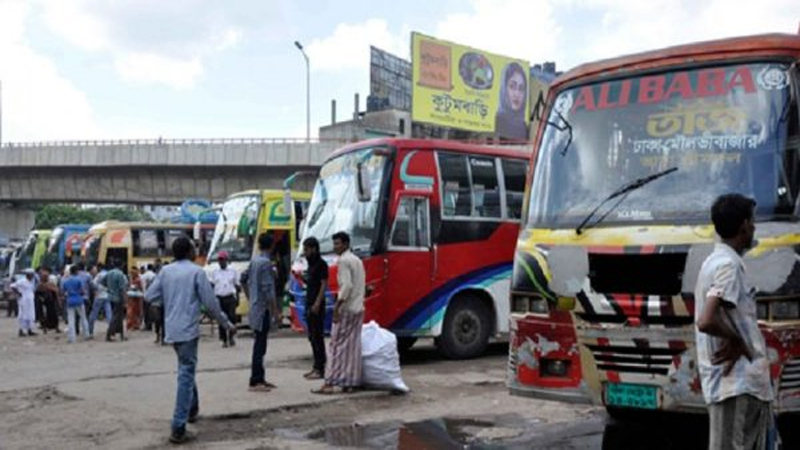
[294,41,310,143]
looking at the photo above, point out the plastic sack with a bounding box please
[361,321,410,393]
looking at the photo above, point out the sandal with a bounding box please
[304,370,323,380]
[262,381,277,389]
[248,384,271,392]
[311,385,337,395]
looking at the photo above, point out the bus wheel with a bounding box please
[436,295,491,359]
[396,337,417,354]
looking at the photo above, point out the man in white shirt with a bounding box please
[141,264,157,331]
[210,251,240,347]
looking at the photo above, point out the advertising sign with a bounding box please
[411,32,530,139]
[369,46,412,112]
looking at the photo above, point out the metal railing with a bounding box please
[0,137,352,148]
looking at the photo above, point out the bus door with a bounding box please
[384,193,434,334]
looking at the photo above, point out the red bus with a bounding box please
[508,33,800,414]
[289,138,529,358]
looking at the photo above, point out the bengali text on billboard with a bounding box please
[411,32,530,139]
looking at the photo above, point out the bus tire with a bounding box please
[435,295,491,359]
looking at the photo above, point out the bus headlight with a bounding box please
[771,300,800,320]
[511,294,549,315]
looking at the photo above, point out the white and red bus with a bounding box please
[289,138,529,358]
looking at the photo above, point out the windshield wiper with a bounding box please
[575,167,678,235]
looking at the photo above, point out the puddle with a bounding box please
[295,414,538,449]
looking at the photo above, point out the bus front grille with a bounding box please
[586,344,683,376]
[780,358,800,391]
[588,253,687,296]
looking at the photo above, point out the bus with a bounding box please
[41,224,91,275]
[205,189,312,317]
[289,138,529,359]
[507,33,800,414]
[83,221,208,273]
[14,230,52,275]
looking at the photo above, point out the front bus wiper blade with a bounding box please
[575,167,678,235]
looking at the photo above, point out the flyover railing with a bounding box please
[0,137,352,148]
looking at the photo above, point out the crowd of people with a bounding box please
[7,260,164,344]
[6,229,366,445]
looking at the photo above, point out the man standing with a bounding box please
[313,232,365,394]
[141,264,157,331]
[695,194,777,449]
[36,267,61,334]
[105,259,129,342]
[302,237,328,380]
[245,233,278,392]
[145,237,235,444]
[89,264,112,337]
[10,269,37,337]
[210,251,239,348]
[62,265,90,343]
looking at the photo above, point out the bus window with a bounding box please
[470,156,501,218]
[390,197,431,249]
[133,229,160,258]
[439,153,472,217]
[502,159,527,219]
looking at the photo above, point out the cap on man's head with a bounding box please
[23,268,35,275]
[218,251,229,260]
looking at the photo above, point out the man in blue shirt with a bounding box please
[245,232,278,392]
[62,265,90,343]
[145,237,235,444]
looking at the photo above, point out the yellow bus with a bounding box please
[82,221,212,273]
[205,189,312,316]
[15,230,52,274]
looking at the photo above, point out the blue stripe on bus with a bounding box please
[390,262,513,332]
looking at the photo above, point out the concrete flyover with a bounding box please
[0,138,346,205]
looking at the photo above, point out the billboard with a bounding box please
[368,46,412,112]
[411,32,530,139]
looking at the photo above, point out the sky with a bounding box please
[0,0,798,142]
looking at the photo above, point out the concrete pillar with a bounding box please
[0,204,34,241]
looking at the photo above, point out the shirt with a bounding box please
[145,259,232,344]
[78,271,93,299]
[62,276,85,307]
[104,269,128,304]
[304,257,329,311]
[141,270,156,291]
[93,271,109,299]
[694,243,773,404]
[211,266,239,297]
[336,250,365,313]
[246,252,276,332]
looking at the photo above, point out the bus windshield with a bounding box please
[208,194,260,262]
[302,148,388,254]
[529,61,794,228]
[42,227,65,270]
[84,235,100,267]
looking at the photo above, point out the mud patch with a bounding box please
[0,386,79,414]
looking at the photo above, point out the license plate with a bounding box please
[605,383,659,409]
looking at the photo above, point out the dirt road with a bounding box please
[0,316,601,449]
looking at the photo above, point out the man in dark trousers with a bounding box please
[104,259,128,342]
[145,237,235,444]
[302,237,328,380]
[245,233,278,392]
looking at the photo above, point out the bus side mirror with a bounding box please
[357,162,371,202]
